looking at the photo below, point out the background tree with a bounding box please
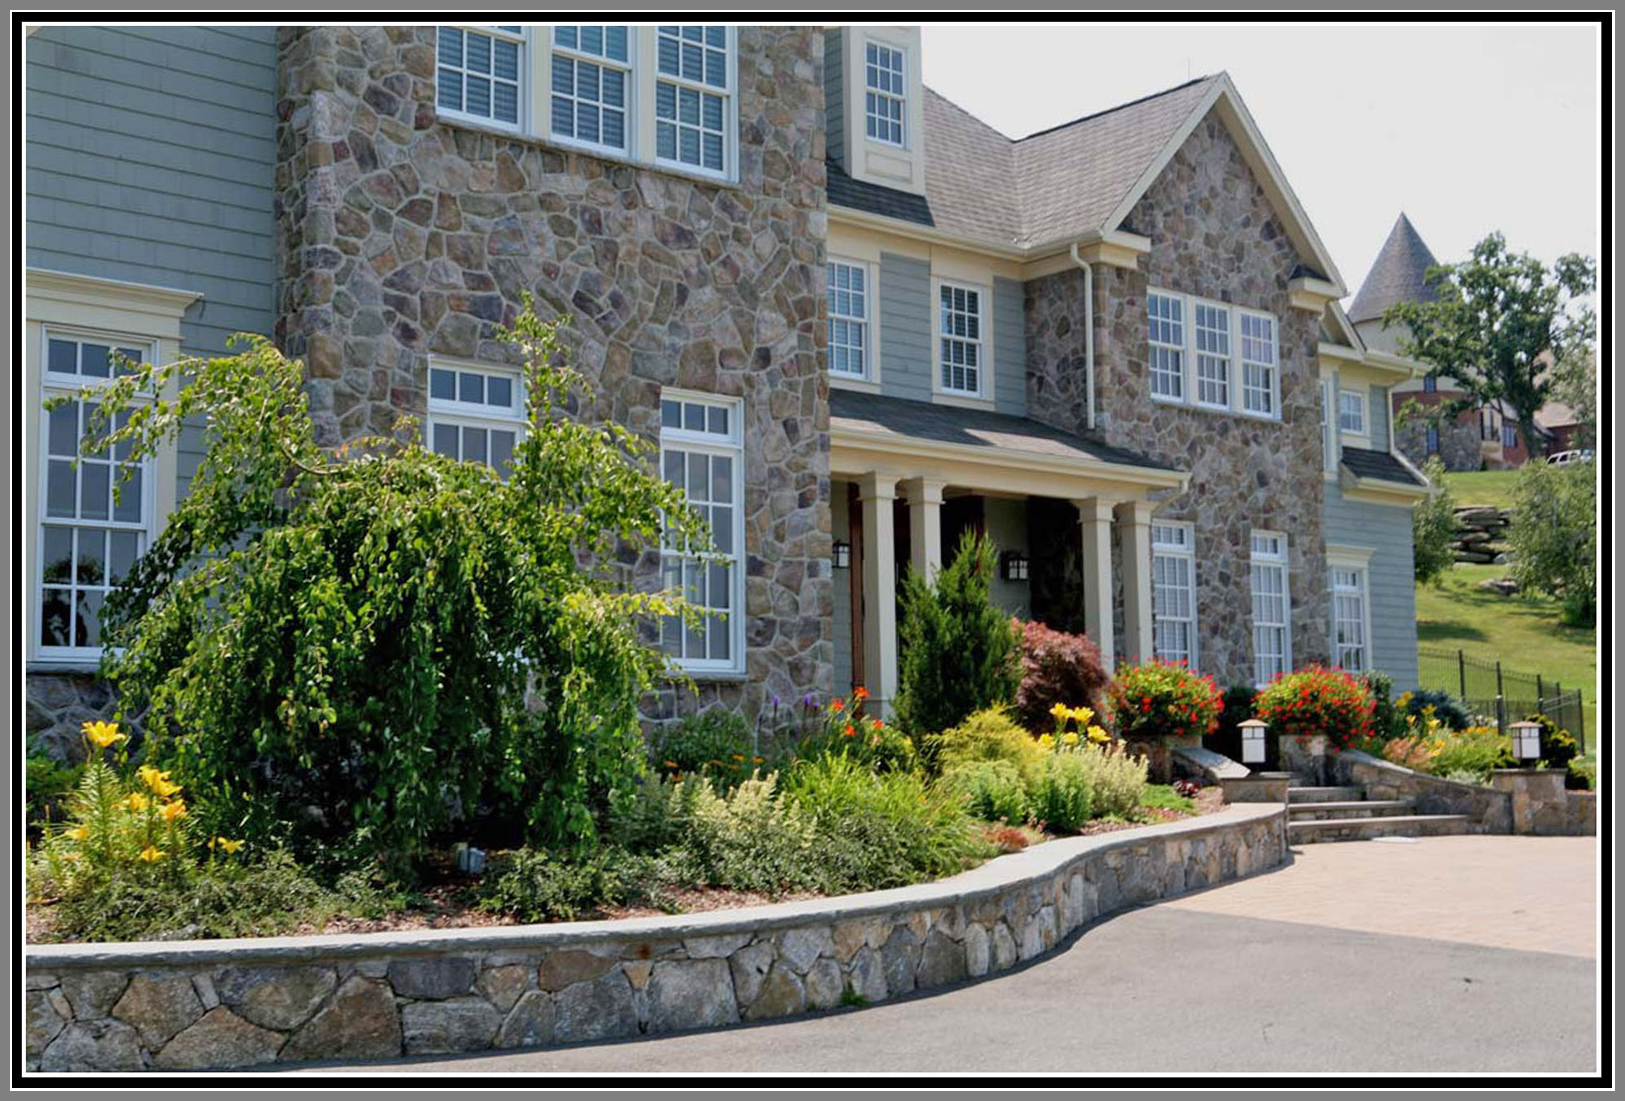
[1506,460,1596,626]
[1548,346,1597,449]
[893,532,1020,751]
[1411,456,1458,586]
[1383,232,1596,459]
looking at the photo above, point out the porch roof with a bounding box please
[829,389,1182,493]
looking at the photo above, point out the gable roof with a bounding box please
[833,72,1345,290]
[1348,214,1441,323]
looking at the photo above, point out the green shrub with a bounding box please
[1028,752,1093,833]
[1523,712,1580,771]
[932,707,1045,786]
[1107,661,1224,743]
[894,532,1020,744]
[1361,670,1405,741]
[941,759,1029,824]
[1508,459,1596,625]
[1138,784,1196,814]
[1011,619,1108,733]
[1071,742,1149,819]
[1396,689,1472,732]
[1253,667,1375,751]
[1412,456,1457,585]
[650,710,757,788]
[789,694,916,773]
[783,754,989,892]
[1430,726,1515,783]
[1206,685,1260,762]
[473,847,632,923]
[76,302,707,872]
[684,773,820,893]
[1569,756,1597,791]
[25,750,84,832]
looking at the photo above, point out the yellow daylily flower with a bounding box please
[159,800,187,824]
[1087,725,1111,743]
[1061,731,1080,747]
[1068,705,1096,725]
[215,838,245,855]
[65,825,90,842]
[137,765,183,799]
[1037,733,1056,751]
[1049,702,1070,721]
[82,720,125,749]
[126,793,149,813]
[138,846,165,863]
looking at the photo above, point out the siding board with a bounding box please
[878,252,933,402]
[993,275,1026,416]
[824,29,845,171]
[1323,481,1418,689]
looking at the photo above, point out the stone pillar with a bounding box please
[858,472,899,713]
[1115,500,1154,665]
[902,477,946,583]
[1074,497,1117,668]
[1279,733,1329,786]
[1490,769,1569,834]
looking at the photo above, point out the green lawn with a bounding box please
[1440,469,1522,508]
[1415,563,1597,737]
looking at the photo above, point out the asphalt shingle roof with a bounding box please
[1347,214,1441,323]
[826,162,934,227]
[1341,446,1426,486]
[829,389,1172,472]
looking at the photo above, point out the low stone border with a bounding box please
[25,804,1285,1072]
[1332,749,1511,831]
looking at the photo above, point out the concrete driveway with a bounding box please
[311,836,1598,1075]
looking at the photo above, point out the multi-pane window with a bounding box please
[1147,289,1278,419]
[864,41,906,145]
[426,363,525,478]
[437,26,524,128]
[1249,531,1291,686]
[1338,389,1367,435]
[38,333,152,657]
[1148,293,1185,400]
[1240,313,1277,415]
[1193,303,1231,407]
[827,260,869,380]
[1330,565,1368,673]
[655,26,731,175]
[659,393,743,671]
[1151,522,1197,667]
[938,284,983,396]
[550,26,630,151]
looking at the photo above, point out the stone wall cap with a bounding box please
[25,804,1282,971]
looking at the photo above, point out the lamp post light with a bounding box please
[1510,719,1543,763]
[1239,718,1268,766]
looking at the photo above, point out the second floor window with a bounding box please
[1240,314,1277,416]
[1148,292,1185,400]
[1338,389,1367,435]
[1426,424,1440,454]
[550,26,630,152]
[1193,302,1231,408]
[437,26,524,129]
[1423,373,1438,393]
[656,26,732,176]
[865,41,906,146]
[1148,288,1278,419]
[939,283,983,397]
[426,362,526,478]
[827,260,869,380]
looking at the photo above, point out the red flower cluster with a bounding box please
[1252,666,1375,750]
[1106,660,1223,742]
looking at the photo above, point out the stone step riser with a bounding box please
[1285,787,1366,804]
[1288,815,1474,844]
[1288,803,1415,821]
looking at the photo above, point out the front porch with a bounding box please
[828,391,1188,713]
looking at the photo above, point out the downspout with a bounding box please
[1069,243,1096,431]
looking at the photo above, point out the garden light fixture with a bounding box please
[1510,719,1543,762]
[1239,718,1268,765]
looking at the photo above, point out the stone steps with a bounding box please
[1287,814,1474,843]
[1288,799,1416,821]
[1285,786,1365,804]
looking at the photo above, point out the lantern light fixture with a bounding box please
[832,540,852,570]
[1238,718,1268,765]
[1000,550,1029,582]
[1510,719,1543,762]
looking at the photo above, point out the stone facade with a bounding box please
[1027,114,1329,686]
[24,672,117,763]
[1392,392,1482,471]
[25,804,1285,1071]
[1488,769,1598,836]
[272,26,832,728]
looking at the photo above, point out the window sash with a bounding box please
[864,41,906,146]
[437,25,525,129]
[654,26,732,177]
[1148,289,1278,418]
[939,283,983,396]
[1330,566,1368,673]
[1240,313,1277,415]
[1148,293,1185,400]
[1151,522,1197,667]
[827,260,869,379]
[659,393,744,672]
[550,26,632,152]
[1250,533,1290,685]
[1338,389,1367,434]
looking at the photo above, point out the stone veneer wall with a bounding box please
[1331,750,1511,831]
[272,26,832,728]
[25,804,1284,1071]
[25,674,117,764]
[1026,112,1329,686]
[1393,406,1481,473]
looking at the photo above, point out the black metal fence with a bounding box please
[1416,645,1587,752]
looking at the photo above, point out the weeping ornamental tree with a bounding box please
[69,301,707,870]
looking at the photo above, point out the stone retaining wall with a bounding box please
[26,804,1284,1072]
[1332,750,1511,832]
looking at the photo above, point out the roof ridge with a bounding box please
[1013,74,1218,143]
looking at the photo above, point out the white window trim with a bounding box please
[1238,309,1280,417]
[435,25,530,134]
[1338,384,1370,440]
[545,25,635,159]
[435,24,742,188]
[1326,547,1374,676]
[1146,286,1281,421]
[659,389,747,677]
[1318,374,1338,478]
[1151,520,1198,670]
[826,255,876,387]
[862,37,907,149]
[932,276,992,405]
[1191,301,1232,412]
[1147,290,1186,403]
[424,357,528,476]
[1249,529,1292,688]
[25,269,197,670]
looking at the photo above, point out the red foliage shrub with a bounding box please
[1012,619,1109,732]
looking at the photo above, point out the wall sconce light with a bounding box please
[1510,719,1543,762]
[1239,718,1268,766]
[833,540,851,570]
[1000,550,1029,582]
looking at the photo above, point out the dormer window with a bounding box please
[864,41,906,146]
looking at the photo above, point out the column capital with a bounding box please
[856,471,900,501]
[1113,499,1156,526]
[1072,496,1119,524]
[901,476,947,507]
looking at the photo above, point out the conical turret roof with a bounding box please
[1348,213,1442,323]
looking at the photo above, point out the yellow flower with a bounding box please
[82,720,125,749]
[138,846,165,863]
[1037,733,1056,751]
[1049,702,1070,721]
[65,825,90,842]
[216,838,245,855]
[126,793,149,813]
[159,800,187,824]
[137,765,182,799]
[1061,731,1080,747]
[1087,725,1110,743]
[1068,705,1096,725]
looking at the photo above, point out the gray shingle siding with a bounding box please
[27,25,278,507]
[824,29,844,171]
[878,252,933,402]
[993,276,1026,416]
[1324,482,1419,690]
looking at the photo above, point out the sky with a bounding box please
[919,21,1600,297]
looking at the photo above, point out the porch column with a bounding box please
[858,472,899,712]
[1074,497,1117,668]
[1115,500,1155,665]
[902,476,946,582]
